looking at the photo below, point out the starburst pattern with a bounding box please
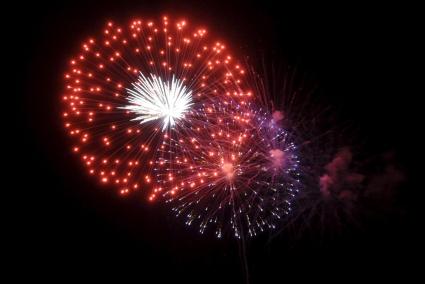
[61,15,301,238]
[62,16,250,197]
[152,105,300,238]
[122,73,193,130]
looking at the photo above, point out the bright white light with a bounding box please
[122,72,193,130]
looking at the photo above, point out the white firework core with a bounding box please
[123,72,193,130]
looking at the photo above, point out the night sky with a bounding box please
[12,1,419,282]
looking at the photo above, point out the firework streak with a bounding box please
[62,16,300,238]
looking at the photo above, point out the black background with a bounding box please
[11,0,420,282]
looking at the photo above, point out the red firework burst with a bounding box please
[62,16,252,197]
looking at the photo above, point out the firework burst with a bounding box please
[61,15,301,238]
[152,102,300,238]
[62,16,250,196]
[122,73,193,130]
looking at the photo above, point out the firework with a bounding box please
[62,16,250,196]
[122,73,193,130]
[62,15,301,239]
[152,102,300,238]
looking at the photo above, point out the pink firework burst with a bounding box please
[152,104,300,238]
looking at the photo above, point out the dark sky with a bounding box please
[11,0,419,282]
